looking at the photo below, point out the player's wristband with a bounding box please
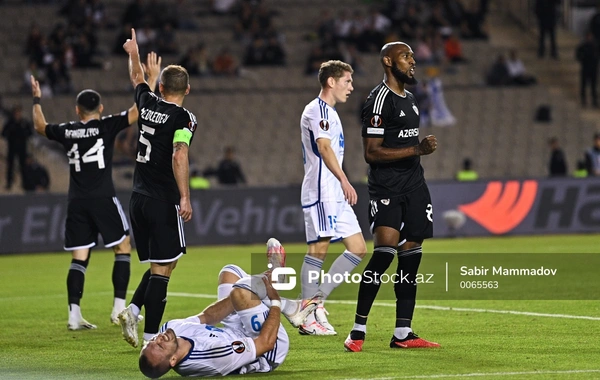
[33,97,41,105]
[270,300,282,309]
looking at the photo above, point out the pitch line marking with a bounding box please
[166,292,600,321]
[3,291,600,321]
[341,369,600,379]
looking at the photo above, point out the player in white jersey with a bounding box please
[139,240,320,378]
[299,60,367,336]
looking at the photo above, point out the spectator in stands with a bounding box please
[22,155,50,192]
[211,0,237,16]
[305,45,327,76]
[584,132,600,176]
[2,105,33,190]
[395,4,419,40]
[486,54,510,86]
[213,47,241,76]
[456,158,478,181]
[335,9,354,42]
[86,0,109,29]
[137,22,158,57]
[155,23,178,56]
[0,95,10,119]
[573,160,588,178]
[47,59,73,95]
[547,137,567,177]
[122,0,146,29]
[179,44,211,77]
[460,0,489,40]
[535,0,559,59]
[25,23,43,58]
[575,31,599,108]
[189,169,210,190]
[588,3,600,45]
[444,31,468,64]
[204,146,247,186]
[264,35,287,66]
[506,49,536,86]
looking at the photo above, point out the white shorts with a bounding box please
[303,201,362,244]
[219,265,290,371]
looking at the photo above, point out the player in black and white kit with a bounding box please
[29,53,160,331]
[119,28,197,349]
[343,42,440,352]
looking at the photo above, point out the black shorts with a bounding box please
[368,184,434,241]
[130,192,186,263]
[64,197,130,250]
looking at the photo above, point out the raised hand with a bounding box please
[417,135,438,156]
[142,51,162,80]
[30,75,42,98]
[122,28,139,55]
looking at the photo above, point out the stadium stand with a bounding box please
[1,0,599,195]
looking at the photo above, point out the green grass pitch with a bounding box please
[1,234,599,379]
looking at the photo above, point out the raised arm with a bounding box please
[123,28,145,89]
[30,75,48,137]
[127,51,162,125]
[252,276,281,356]
[316,137,357,205]
[363,135,438,164]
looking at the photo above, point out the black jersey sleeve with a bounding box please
[361,86,393,138]
[173,108,198,146]
[45,123,68,144]
[135,82,155,108]
[102,110,130,135]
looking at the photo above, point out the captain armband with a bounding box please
[173,129,192,145]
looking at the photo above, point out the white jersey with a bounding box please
[164,317,270,377]
[300,97,345,206]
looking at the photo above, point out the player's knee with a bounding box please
[218,269,241,285]
[113,236,131,254]
[307,240,330,260]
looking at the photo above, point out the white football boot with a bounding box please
[118,305,140,348]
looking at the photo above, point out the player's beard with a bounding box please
[391,62,418,85]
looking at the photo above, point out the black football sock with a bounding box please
[130,269,151,309]
[67,258,89,306]
[394,247,422,324]
[143,274,170,335]
[112,254,131,300]
[354,246,396,325]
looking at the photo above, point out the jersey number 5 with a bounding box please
[137,124,156,163]
[66,138,105,172]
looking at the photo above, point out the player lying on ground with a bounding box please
[138,258,320,378]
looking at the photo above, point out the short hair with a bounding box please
[76,89,101,113]
[160,65,189,96]
[318,60,353,88]
[139,351,171,379]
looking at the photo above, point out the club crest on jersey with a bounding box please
[232,341,246,353]
[370,115,383,127]
[319,120,330,131]
[381,199,390,205]
[412,104,419,115]
[188,121,197,132]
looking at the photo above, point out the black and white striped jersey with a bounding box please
[361,82,425,199]
[46,111,129,200]
[133,83,197,204]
